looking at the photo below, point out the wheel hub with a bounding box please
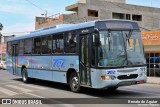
[23,71,27,81]
[72,77,78,89]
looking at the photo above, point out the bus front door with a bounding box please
[80,34,91,86]
[12,45,18,75]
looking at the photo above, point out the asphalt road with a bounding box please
[0,70,160,107]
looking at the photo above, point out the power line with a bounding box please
[25,0,52,16]
[25,0,45,12]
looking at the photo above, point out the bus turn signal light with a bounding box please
[101,75,110,80]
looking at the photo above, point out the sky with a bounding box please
[0,0,160,36]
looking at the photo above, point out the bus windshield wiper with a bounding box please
[125,30,132,46]
[108,31,111,51]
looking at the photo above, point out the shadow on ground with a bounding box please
[11,78,149,98]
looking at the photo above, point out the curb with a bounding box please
[147,77,160,84]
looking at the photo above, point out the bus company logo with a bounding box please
[81,29,89,33]
[53,59,65,68]
[107,70,116,74]
[127,73,130,76]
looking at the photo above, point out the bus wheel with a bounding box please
[22,68,30,83]
[69,72,80,92]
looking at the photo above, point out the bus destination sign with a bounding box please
[97,21,134,30]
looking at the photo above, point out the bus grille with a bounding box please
[117,74,138,80]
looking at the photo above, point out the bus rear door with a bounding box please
[12,44,18,75]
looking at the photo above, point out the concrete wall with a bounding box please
[73,0,160,31]
[144,45,160,53]
[78,0,125,4]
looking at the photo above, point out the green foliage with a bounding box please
[0,23,3,31]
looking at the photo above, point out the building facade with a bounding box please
[35,0,160,31]
[0,35,14,61]
[142,30,160,77]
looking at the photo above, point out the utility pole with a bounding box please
[0,23,3,43]
[0,23,3,61]
[45,10,48,18]
[41,10,48,24]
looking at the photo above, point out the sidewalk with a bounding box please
[147,77,160,84]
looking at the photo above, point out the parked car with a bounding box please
[2,62,6,70]
[0,61,6,70]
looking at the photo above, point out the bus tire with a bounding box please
[69,72,81,92]
[22,68,30,83]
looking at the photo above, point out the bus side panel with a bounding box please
[17,56,32,77]
[32,56,52,81]
[52,56,79,83]
[6,54,13,74]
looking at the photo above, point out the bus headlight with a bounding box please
[140,67,146,72]
[105,76,110,80]
[101,75,116,80]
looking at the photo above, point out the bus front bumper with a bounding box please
[90,67,147,89]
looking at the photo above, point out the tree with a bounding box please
[0,23,3,31]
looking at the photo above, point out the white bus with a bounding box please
[7,20,147,92]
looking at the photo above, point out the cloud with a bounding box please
[0,3,42,17]
[2,22,35,36]
[0,0,50,34]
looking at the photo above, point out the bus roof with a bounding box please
[7,21,96,42]
[7,20,138,42]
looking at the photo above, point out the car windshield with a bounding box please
[98,30,146,67]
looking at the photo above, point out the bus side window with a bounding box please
[33,37,41,54]
[12,41,19,56]
[53,34,64,54]
[24,38,32,55]
[7,42,12,56]
[65,32,77,53]
[41,35,52,54]
[19,40,24,55]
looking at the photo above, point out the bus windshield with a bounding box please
[98,30,146,67]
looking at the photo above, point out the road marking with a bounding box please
[0,87,17,96]
[19,84,46,90]
[119,87,159,96]
[5,85,32,92]
[51,100,74,107]
[25,93,74,107]
[0,81,20,85]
